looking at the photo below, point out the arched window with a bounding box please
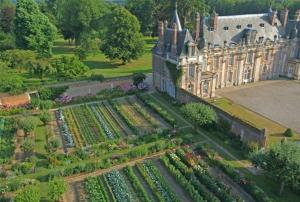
[229,54,234,65]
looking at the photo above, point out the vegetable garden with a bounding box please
[68,147,243,202]
[57,95,170,149]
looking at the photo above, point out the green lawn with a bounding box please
[34,125,47,156]
[53,37,154,78]
[210,97,300,145]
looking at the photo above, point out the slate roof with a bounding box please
[202,13,287,46]
[285,20,300,38]
[153,8,300,56]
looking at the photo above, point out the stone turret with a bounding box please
[211,9,218,31]
[194,12,201,40]
[280,7,288,27]
[158,21,164,50]
[269,7,277,26]
[171,23,178,56]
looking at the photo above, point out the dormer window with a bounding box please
[260,23,265,27]
[274,22,278,26]
[247,24,252,28]
[259,36,264,41]
[224,26,229,30]
[236,25,241,29]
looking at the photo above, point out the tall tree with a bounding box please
[56,0,108,44]
[101,6,144,63]
[15,0,57,57]
[250,141,300,195]
[125,0,156,35]
[0,2,15,33]
[176,0,209,28]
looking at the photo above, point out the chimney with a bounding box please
[171,22,178,56]
[280,8,289,27]
[164,20,168,29]
[269,10,277,26]
[211,9,218,31]
[295,9,300,22]
[194,12,201,40]
[158,21,164,50]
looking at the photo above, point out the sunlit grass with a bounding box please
[210,97,300,145]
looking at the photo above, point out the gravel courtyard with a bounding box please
[217,80,300,133]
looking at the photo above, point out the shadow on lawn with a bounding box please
[84,60,120,69]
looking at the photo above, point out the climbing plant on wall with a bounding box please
[165,61,183,87]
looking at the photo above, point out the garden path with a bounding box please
[65,150,166,184]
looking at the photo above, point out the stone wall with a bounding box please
[176,88,267,147]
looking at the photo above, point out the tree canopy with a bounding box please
[15,0,57,57]
[250,141,300,194]
[101,6,144,63]
[52,56,89,79]
[56,0,108,43]
[181,102,217,127]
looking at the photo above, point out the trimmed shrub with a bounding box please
[283,128,295,137]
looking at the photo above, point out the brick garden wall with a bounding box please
[176,88,267,147]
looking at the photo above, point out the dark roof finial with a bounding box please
[268,3,273,13]
[172,0,182,31]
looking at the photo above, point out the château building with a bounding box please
[152,5,300,99]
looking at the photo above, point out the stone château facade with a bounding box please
[152,6,300,99]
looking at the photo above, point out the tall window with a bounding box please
[247,52,253,64]
[203,82,209,94]
[214,57,219,69]
[229,54,234,65]
[291,46,299,58]
[227,71,233,82]
[244,69,251,81]
[265,51,269,60]
[189,64,195,79]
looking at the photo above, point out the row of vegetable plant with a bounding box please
[137,94,176,126]
[90,104,115,140]
[92,103,122,138]
[117,98,153,134]
[137,161,179,202]
[105,170,135,202]
[71,105,105,144]
[109,100,139,135]
[126,96,160,128]
[84,176,110,202]
[160,155,206,202]
[166,151,220,202]
[175,149,236,202]
[103,101,133,136]
[123,166,152,202]
[56,109,75,147]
